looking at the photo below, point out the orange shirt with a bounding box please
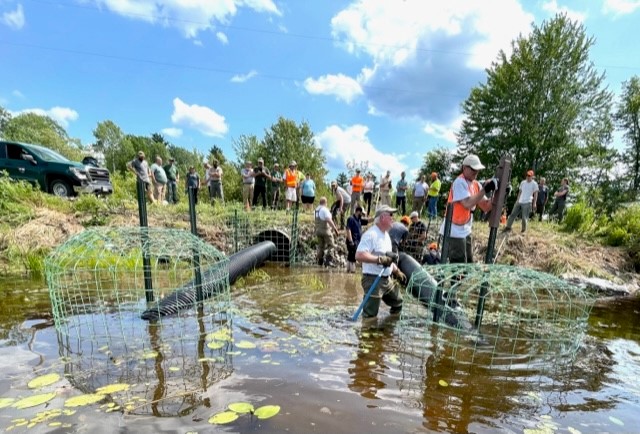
[351,175,364,193]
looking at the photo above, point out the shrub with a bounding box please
[563,201,595,234]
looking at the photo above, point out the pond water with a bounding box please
[0,267,639,433]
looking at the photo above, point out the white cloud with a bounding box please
[216,31,228,45]
[315,124,406,177]
[95,0,280,38]
[541,0,587,22]
[303,73,364,103]
[170,97,228,137]
[603,0,640,15]
[10,106,79,127]
[329,0,534,123]
[231,70,257,83]
[1,4,25,30]
[423,116,464,144]
[161,127,183,138]
[12,89,24,99]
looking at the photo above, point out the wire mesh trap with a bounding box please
[399,264,596,371]
[44,227,234,415]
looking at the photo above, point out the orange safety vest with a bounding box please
[351,175,363,193]
[285,169,297,188]
[446,174,481,225]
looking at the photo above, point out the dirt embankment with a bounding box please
[2,208,638,294]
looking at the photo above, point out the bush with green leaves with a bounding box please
[604,205,640,247]
[562,201,595,234]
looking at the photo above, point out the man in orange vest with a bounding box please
[284,161,299,212]
[440,154,496,263]
[350,168,364,215]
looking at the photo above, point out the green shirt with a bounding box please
[428,179,441,197]
[164,163,178,181]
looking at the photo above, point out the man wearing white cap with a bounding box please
[355,205,406,318]
[440,154,496,263]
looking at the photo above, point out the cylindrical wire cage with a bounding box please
[399,263,596,370]
[44,227,234,415]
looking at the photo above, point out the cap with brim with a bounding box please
[290,161,297,166]
[410,211,419,218]
[169,157,175,161]
[462,154,485,170]
[258,158,264,162]
[375,205,397,218]
[137,151,145,157]
[245,160,252,165]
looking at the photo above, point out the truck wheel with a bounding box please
[50,179,73,197]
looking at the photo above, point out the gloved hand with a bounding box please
[505,184,513,196]
[346,240,355,248]
[395,270,407,285]
[377,255,393,267]
[483,178,498,194]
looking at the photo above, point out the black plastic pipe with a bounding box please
[141,241,276,321]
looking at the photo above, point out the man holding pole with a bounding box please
[355,205,406,319]
[440,155,495,264]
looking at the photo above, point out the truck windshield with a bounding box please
[28,145,72,163]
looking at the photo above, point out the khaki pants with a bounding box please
[360,274,402,318]
[153,182,165,203]
[316,232,335,265]
[242,184,253,205]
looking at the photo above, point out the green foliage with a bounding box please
[234,117,327,181]
[335,172,348,187]
[457,14,612,188]
[0,111,84,161]
[614,76,640,195]
[562,201,595,233]
[603,205,640,247]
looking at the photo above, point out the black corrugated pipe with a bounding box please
[141,241,276,321]
[397,252,472,331]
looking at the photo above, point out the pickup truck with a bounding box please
[0,140,114,197]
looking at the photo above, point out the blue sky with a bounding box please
[1,0,640,180]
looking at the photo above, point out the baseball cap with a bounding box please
[462,154,485,170]
[274,162,279,166]
[527,170,534,176]
[169,157,175,161]
[375,205,397,218]
[258,157,264,163]
[428,242,438,250]
[410,211,419,219]
[245,160,252,165]
[137,151,145,157]
[290,160,297,166]
[356,168,361,172]
[400,215,410,225]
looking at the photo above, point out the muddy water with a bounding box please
[0,268,639,433]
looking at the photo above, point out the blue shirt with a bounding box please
[302,179,316,197]
[346,215,367,244]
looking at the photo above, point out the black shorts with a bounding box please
[301,195,315,204]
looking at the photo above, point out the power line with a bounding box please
[0,40,469,99]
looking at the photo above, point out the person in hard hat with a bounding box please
[422,242,441,265]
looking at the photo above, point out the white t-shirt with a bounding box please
[364,180,374,193]
[518,180,538,204]
[315,205,332,221]
[413,182,428,198]
[207,167,223,185]
[357,224,393,276]
[335,186,351,204]
[439,176,477,238]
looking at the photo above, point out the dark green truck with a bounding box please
[0,140,113,197]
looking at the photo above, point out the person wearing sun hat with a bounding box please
[440,154,495,263]
[355,205,406,318]
[504,169,538,233]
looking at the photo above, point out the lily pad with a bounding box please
[95,383,130,395]
[207,341,225,350]
[142,351,158,359]
[254,405,280,420]
[438,380,449,387]
[209,411,239,424]
[64,394,104,407]
[567,427,582,434]
[28,373,61,389]
[0,397,16,409]
[12,392,57,409]
[236,341,256,349]
[228,402,254,414]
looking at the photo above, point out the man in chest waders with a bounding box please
[315,196,340,267]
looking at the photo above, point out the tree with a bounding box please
[419,147,454,182]
[457,14,613,188]
[1,112,83,161]
[336,172,348,187]
[207,145,227,164]
[93,120,124,173]
[0,107,10,134]
[234,117,327,180]
[615,76,640,196]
